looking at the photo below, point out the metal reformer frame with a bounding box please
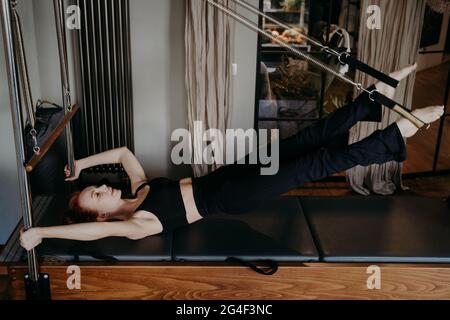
[1,0,77,299]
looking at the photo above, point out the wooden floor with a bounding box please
[6,263,450,300]
[286,174,450,197]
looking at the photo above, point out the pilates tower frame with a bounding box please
[0,0,77,299]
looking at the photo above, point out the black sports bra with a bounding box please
[134,178,188,232]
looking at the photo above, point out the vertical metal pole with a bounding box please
[253,0,263,132]
[54,0,75,174]
[0,0,39,282]
[319,0,333,120]
[433,63,450,172]
[11,6,35,129]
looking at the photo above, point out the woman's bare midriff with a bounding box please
[132,178,204,228]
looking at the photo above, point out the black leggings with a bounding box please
[192,86,407,217]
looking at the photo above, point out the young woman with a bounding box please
[20,64,445,251]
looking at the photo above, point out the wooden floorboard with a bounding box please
[286,174,450,197]
[0,266,7,276]
[7,264,450,300]
[402,174,450,197]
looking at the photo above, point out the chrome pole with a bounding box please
[0,0,39,282]
[54,0,75,174]
[11,3,35,128]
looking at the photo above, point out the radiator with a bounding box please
[73,0,134,158]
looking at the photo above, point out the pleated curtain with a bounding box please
[347,0,427,195]
[185,0,235,177]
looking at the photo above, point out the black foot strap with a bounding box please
[371,90,427,129]
[70,244,118,263]
[371,90,400,109]
[226,257,279,276]
[338,52,400,89]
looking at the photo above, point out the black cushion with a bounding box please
[37,195,172,262]
[172,197,319,262]
[301,196,450,263]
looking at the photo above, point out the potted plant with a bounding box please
[271,56,318,101]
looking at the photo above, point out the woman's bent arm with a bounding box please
[76,147,147,191]
[77,147,127,168]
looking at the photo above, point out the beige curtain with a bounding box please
[347,0,427,195]
[185,0,235,177]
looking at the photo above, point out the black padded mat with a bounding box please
[301,196,450,263]
[172,197,319,262]
[37,195,172,262]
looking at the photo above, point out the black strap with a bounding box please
[338,52,399,89]
[360,90,427,129]
[69,244,118,263]
[134,181,150,198]
[226,257,279,276]
[371,90,405,110]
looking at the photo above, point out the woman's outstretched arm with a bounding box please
[20,217,162,251]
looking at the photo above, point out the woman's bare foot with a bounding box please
[396,106,445,138]
[375,63,417,99]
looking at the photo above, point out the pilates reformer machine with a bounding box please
[1,0,450,300]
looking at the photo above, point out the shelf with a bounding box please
[257,0,335,134]
[264,9,302,13]
[264,23,305,30]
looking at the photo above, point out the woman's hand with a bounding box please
[64,160,82,181]
[20,228,43,251]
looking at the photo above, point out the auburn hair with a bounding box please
[64,191,99,225]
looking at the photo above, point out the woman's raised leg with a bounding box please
[276,64,418,161]
[212,105,443,215]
